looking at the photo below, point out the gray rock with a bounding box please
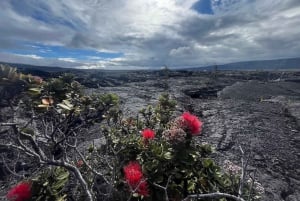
[96,72,300,201]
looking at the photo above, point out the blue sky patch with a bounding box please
[192,0,214,15]
[3,43,123,61]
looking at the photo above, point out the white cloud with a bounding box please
[16,54,43,59]
[86,56,103,61]
[0,52,81,68]
[58,57,77,62]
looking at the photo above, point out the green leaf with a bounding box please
[37,104,49,108]
[62,99,73,108]
[21,128,35,136]
[57,103,72,110]
[223,177,232,187]
[57,195,67,201]
[56,171,69,181]
[88,145,94,153]
[164,152,172,160]
[202,158,213,168]
[155,175,164,183]
[28,87,42,93]
[187,181,196,192]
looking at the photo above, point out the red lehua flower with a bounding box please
[6,182,31,201]
[181,112,203,135]
[123,161,143,187]
[137,180,149,196]
[142,129,155,140]
[123,161,149,196]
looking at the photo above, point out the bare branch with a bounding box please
[247,170,257,201]
[1,154,25,179]
[19,131,47,160]
[0,143,35,158]
[0,123,18,126]
[127,178,148,201]
[46,160,94,201]
[74,147,110,184]
[153,176,172,201]
[239,145,246,198]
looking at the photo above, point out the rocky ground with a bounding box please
[89,71,300,201]
[1,69,299,200]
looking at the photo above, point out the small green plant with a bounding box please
[102,95,261,201]
[106,111,222,200]
[139,93,176,128]
[30,167,69,201]
[0,64,19,82]
[0,64,43,106]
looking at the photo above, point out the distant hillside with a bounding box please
[1,57,300,72]
[0,61,68,72]
[187,57,300,71]
[0,61,86,77]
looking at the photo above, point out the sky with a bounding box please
[0,0,300,69]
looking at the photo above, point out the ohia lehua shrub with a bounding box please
[2,67,263,201]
